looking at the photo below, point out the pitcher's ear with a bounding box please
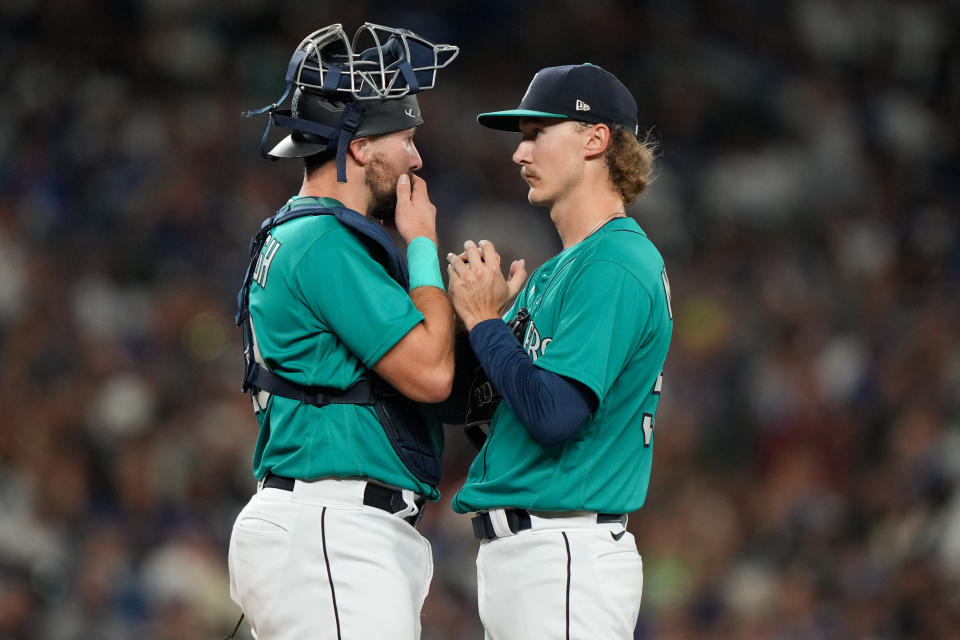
[583,123,611,158]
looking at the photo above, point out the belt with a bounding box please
[262,472,426,527]
[471,508,625,540]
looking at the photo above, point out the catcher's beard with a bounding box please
[365,153,410,226]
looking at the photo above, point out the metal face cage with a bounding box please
[293,22,459,100]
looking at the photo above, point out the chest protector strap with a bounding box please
[235,200,441,487]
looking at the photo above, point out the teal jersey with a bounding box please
[453,217,673,514]
[248,196,441,500]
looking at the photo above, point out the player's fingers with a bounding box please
[446,251,468,277]
[396,173,411,203]
[409,173,428,202]
[463,240,482,269]
[477,239,501,266]
[506,258,528,298]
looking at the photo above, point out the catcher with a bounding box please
[227,23,457,639]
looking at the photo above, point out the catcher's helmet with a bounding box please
[268,89,423,158]
[244,23,458,182]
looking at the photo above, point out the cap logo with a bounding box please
[404,107,419,118]
[521,73,540,104]
[575,99,590,112]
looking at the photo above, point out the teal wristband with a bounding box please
[407,236,444,291]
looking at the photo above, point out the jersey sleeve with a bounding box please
[533,260,650,404]
[293,228,424,368]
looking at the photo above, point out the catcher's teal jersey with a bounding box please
[248,196,441,500]
[453,217,672,514]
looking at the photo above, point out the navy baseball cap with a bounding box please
[477,63,639,135]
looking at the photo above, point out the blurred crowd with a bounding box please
[1,0,958,638]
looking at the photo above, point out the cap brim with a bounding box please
[267,134,330,159]
[477,109,568,132]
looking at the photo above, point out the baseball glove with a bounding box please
[461,307,530,449]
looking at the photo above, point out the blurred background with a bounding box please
[1,0,958,638]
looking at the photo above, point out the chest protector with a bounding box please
[235,199,442,487]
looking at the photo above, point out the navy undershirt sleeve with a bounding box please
[468,319,596,447]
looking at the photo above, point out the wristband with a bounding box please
[407,236,444,291]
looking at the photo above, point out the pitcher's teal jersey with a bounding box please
[249,196,441,500]
[453,217,672,514]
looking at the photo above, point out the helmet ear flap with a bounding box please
[285,88,342,151]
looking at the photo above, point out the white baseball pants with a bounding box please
[476,512,643,640]
[228,478,433,639]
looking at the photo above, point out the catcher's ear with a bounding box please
[349,138,370,163]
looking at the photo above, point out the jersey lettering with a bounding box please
[661,268,673,319]
[642,413,654,446]
[643,373,664,447]
[253,235,281,288]
[523,321,552,362]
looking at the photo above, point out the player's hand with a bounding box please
[505,255,528,301]
[447,240,527,331]
[450,248,527,305]
[395,173,438,246]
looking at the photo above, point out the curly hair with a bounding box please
[578,123,656,206]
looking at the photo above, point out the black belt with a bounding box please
[471,509,625,540]
[261,472,426,527]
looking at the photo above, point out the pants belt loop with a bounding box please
[487,508,516,538]
[391,489,420,520]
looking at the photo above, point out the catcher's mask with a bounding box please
[243,23,458,182]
